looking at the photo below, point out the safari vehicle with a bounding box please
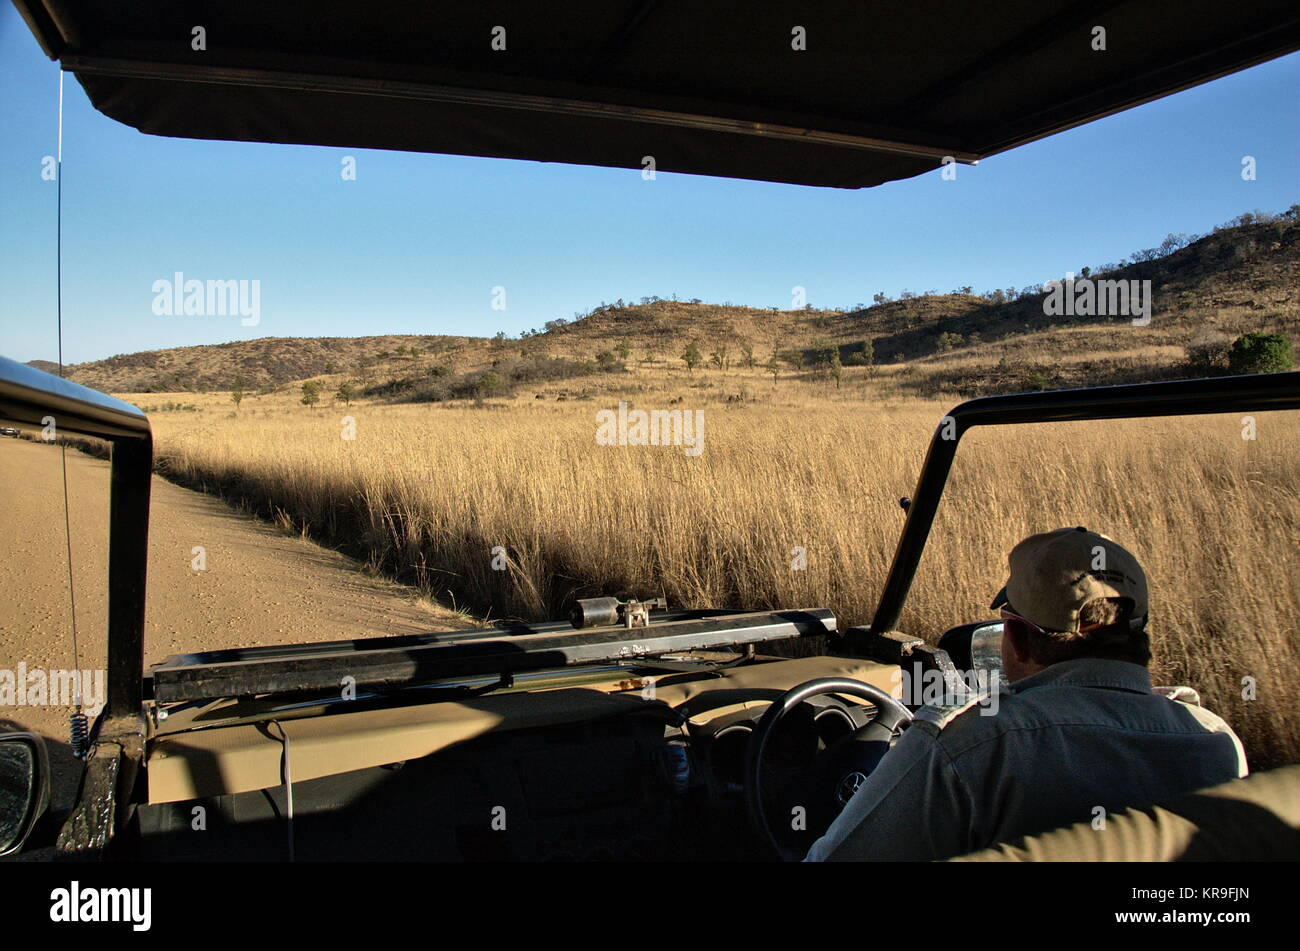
[2,2,1299,862]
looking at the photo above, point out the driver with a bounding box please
[805,526,1247,862]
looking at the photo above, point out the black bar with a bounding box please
[148,609,836,702]
[146,608,746,669]
[106,434,152,719]
[869,372,1300,635]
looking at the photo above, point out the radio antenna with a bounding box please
[55,68,89,758]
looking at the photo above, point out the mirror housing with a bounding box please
[0,732,51,856]
[937,620,1004,680]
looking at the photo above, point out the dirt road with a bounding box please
[0,437,475,814]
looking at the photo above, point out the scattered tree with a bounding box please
[301,380,322,407]
[682,341,702,374]
[230,375,246,411]
[336,380,357,406]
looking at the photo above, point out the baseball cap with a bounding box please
[989,526,1148,633]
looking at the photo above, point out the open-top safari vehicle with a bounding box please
[3,1,1299,862]
[4,363,1298,862]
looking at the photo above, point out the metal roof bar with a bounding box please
[869,371,1300,635]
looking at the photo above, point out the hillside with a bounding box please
[33,210,1299,397]
[41,334,475,393]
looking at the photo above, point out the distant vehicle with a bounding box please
[3,1,1298,862]
[0,427,19,438]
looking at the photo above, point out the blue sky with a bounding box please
[1,6,1297,365]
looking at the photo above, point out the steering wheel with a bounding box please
[744,677,913,861]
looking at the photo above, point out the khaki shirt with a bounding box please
[805,658,1247,862]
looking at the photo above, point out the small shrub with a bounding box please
[595,350,624,373]
[1184,334,1232,375]
[935,331,965,352]
[474,371,504,399]
[809,339,836,366]
[1229,332,1293,375]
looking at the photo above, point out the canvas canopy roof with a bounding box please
[14,1,1300,188]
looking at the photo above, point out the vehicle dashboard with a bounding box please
[128,655,900,860]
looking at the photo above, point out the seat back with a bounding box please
[949,764,1300,861]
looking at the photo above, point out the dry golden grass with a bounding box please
[129,380,1300,768]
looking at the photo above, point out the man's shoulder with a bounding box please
[918,669,1129,755]
[927,660,1239,761]
[922,692,1025,755]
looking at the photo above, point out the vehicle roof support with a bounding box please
[869,371,1300,635]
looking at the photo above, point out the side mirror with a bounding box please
[937,621,1005,682]
[969,623,1005,682]
[0,732,51,856]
